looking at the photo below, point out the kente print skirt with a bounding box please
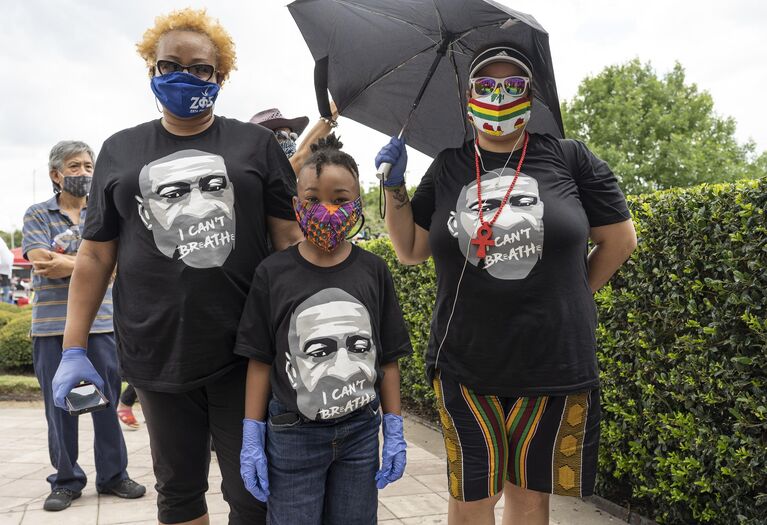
[433,371,600,501]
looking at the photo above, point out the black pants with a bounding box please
[136,362,266,524]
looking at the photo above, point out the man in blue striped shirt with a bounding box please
[22,140,144,512]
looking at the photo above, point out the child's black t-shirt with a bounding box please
[235,244,413,421]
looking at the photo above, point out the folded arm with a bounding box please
[28,249,76,279]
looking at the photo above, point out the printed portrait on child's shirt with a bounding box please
[286,288,378,420]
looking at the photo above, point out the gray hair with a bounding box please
[48,140,95,172]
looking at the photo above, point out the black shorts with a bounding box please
[137,362,266,524]
[433,371,600,502]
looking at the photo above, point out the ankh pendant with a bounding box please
[471,222,495,258]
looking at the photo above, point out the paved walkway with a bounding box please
[0,404,622,524]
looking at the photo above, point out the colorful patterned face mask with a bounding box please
[294,197,363,252]
[467,91,531,137]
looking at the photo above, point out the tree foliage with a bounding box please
[561,59,764,194]
[359,185,417,239]
[0,230,22,250]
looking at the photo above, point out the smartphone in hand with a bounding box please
[65,382,109,415]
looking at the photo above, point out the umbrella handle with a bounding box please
[314,57,333,118]
[376,162,393,182]
[376,126,405,182]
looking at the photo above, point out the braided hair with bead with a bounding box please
[301,133,359,180]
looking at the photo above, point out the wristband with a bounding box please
[320,116,338,128]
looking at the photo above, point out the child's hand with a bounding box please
[376,413,407,489]
[240,418,269,501]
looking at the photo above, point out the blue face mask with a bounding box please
[150,71,220,118]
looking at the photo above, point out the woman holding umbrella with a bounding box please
[376,44,637,524]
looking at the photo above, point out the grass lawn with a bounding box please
[0,375,133,402]
[0,374,40,400]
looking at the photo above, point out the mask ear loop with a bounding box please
[154,97,164,114]
[346,213,366,240]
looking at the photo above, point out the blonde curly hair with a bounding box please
[136,8,237,83]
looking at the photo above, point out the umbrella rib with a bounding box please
[333,0,436,38]
[450,21,510,49]
[342,43,439,111]
[449,28,479,57]
[448,40,469,141]
[430,0,445,31]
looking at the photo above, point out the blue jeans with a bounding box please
[1,285,11,303]
[32,334,129,492]
[266,397,381,525]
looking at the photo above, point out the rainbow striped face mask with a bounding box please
[467,76,532,137]
[294,197,363,252]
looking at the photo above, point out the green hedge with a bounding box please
[0,302,24,314]
[595,178,766,524]
[362,238,438,417]
[0,310,17,329]
[364,176,766,524]
[0,310,33,371]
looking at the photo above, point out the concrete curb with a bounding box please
[586,496,659,525]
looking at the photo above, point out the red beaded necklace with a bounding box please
[471,132,530,258]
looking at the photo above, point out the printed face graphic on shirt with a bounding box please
[287,288,377,420]
[136,150,235,269]
[448,171,544,279]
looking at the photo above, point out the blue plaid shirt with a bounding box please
[22,195,113,337]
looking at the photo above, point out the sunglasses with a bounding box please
[156,60,216,81]
[470,76,530,97]
[275,130,298,142]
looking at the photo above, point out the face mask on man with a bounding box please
[275,130,298,158]
[294,197,363,252]
[60,175,92,198]
[150,71,220,119]
[279,139,297,158]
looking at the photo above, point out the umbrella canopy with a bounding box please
[289,0,564,158]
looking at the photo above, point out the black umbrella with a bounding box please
[289,0,564,162]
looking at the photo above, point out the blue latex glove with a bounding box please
[376,413,407,489]
[51,347,106,410]
[240,418,269,502]
[375,137,408,187]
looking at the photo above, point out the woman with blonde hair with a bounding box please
[53,8,301,525]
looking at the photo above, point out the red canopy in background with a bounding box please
[11,247,32,268]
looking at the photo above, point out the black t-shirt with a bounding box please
[83,116,296,392]
[235,244,412,421]
[411,133,630,396]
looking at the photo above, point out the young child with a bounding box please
[237,135,412,524]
